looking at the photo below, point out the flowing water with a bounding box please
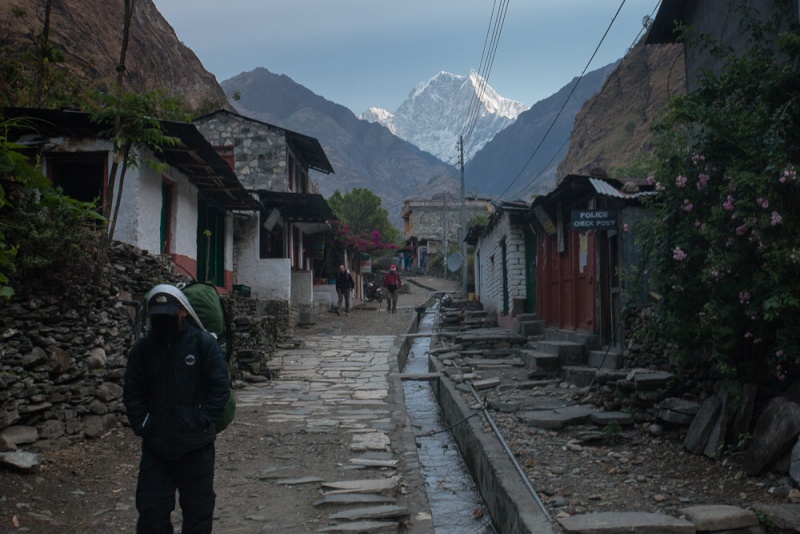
[402,305,495,533]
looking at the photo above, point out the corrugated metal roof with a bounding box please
[589,177,655,200]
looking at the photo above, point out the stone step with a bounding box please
[518,350,561,372]
[517,404,595,430]
[543,329,599,349]
[588,348,624,369]
[536,340,586,365]
[558,511,695,533]
[562,366,599,388]
[515,312,538,322]
[518,319,545,337]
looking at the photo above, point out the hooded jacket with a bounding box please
[123,322,230,459]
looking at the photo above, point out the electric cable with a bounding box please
[498,0,663,200]
[495,0,632,201]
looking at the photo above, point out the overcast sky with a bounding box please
[151,0,661,116]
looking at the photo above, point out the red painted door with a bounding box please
[573,230,597,332]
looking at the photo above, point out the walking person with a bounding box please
[123,284,230,534]
[335,264,355,316]
[382,263,402,313]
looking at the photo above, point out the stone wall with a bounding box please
[0,242,280,450]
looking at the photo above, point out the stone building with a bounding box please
[195,110,337,314]
[401,193,493,269]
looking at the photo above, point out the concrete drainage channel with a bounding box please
[401,303,495,533]
[399,297,554,534]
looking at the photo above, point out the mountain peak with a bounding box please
[360,71,528,165]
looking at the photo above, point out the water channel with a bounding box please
[402,304,496,533]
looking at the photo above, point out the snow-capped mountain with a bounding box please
[360,71,528,165]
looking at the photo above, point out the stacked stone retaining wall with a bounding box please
[0,242,281,450]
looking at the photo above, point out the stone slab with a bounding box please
[275,476,325,485]
[329,505,410,521]
[0,451,42,470]
[472,377,501,390]
[678,504,758,531]
[0,425,38,445]
[590,411,634,426]
[349,458,398,468]
[558,511,696,533]
[313,494,397,507]
[317,521,398,533]
[518,405,595,430]
[351,432,391,452]
[321,476,399,494]
[752,504,800,533]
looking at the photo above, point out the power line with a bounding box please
[495,0,633,201]
[461,0,511,152]
[504,0,663,200]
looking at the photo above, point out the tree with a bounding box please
[634,10,800,385]
[328,188,401,247]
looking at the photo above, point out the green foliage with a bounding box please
[87,87,188,239]
[0,5,86,108]
[328,188,401,250]
[1,115,104,298]
[328,188,401,243]
[602,421,623,446]
[634,12,800,384]
[467,213,489,228]
[88,88,188,167]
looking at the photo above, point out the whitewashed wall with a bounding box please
[291,271,313,309]
[475,211,527,321]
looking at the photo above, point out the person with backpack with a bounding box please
[335,264,355,316]
[123,284,230,534]
[382,263,402,314]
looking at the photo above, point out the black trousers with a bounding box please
[135,443,216,534]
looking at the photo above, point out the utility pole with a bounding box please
[460,136,468,296]
[442,193,448,279]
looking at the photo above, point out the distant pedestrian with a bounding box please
[382,264,402,313]
[335,264,355,316]
[123,284,230,534]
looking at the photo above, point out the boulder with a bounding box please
[0,425,38,446]
[745,396,800,476]
[704,389,732,459]
[658,397,701,425]
[684,396,721,454]
[791,438,800,487]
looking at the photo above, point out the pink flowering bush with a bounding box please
[634,21,800,383]
[330,221,398,254]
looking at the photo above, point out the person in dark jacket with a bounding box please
[335,264,355,316]
[124,285,230,534]
[382,263,402,313]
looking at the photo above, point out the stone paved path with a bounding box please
[212,327,436,532]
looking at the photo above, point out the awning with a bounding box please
[259,191,336,223]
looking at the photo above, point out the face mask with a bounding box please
[150,314,180,339]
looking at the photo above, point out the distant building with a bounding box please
[401,193,493,269]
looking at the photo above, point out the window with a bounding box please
[47,151,107,206]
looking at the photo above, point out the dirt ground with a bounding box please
[1,275,794,533]
[0,276,448,533]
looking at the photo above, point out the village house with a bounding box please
[3,107,260,292]
[401,193,493,270]
[466,200,535,330]
[194,110,336,317]
[530,173,652,353]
